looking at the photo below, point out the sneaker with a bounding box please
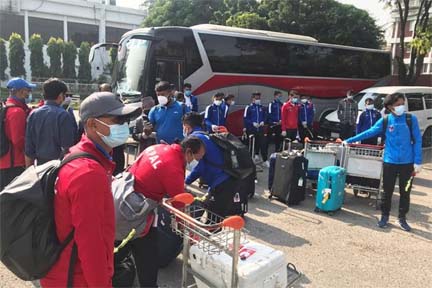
[263,160,270,168]
[254,155,260,162]
[377,215,389,228]
[397,218,411,232]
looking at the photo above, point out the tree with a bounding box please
[47,37,64,77]
[63,41,77,79]
[226,12,268,30]
[383,0,432,85]
[108,47,118,75]
[0,38,7,80]
[28,34,48,79]
[78,42,92,83]
[8,33,26,77]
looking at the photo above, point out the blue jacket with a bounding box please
[244,103,266,132]
[356,108,381,134]
[267,99,282,124]
[347,113,422,165]
[148,101,186,144]
[185,128,230,189]
[204,104,228,132]
[190,95,198,112]
[298,102,315,125]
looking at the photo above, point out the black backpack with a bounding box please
[0,153,99,285]
[382,113,415,144]
[0,104,17,159]
[197,132,255,180]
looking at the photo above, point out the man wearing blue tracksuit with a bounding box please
[356,97,381,145]
[183,83,198,112]
[183,112,243,217]
[204,92,228,133]
[298,95,315,142]
[267,91,283,152]
[244,92,268,165]
[346,93,422,231]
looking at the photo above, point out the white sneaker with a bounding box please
[254,155,260,162]
[263,161,270,168]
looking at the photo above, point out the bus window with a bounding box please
[155,60,184,91]
[406,93,424,111]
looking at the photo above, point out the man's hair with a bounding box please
[213,92,224,98]
[384,93,405,109]
[182,112,203,128]
[43,78,68,100]
[252,92,261,97]
[289,90,298,96]
[155,81,171,92]
[99,83,112,92]
[181,136,204,154]
[175,91,185,101]
[184,83,192,89]
[224,94,235,101]
[365,97,374,103]
[274,90,282,96]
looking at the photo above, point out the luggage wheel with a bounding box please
[327,211,335,216]
[314,207,320,213]
[286,263,302,287]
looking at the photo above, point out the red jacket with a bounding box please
[0,97,30,169]
[128,144,186,236]
[281,101,299,131]
[41,135,116,288]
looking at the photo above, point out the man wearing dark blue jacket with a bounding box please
[183,112,242,217]
[204,92,228,133]
[345,93,422,232]
[298,95,315,142]
[267,91,283,152]
[244,92,268,166]
[183,83,198,112]
[356,97,381,145]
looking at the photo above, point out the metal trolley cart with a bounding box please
[303,140,342,183]
[342,144,384,208]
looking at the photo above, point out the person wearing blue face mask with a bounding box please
[344,93,422,232]
[25,78,78,166]
[356,97,381,145]
[267,90,284,152]
[183,83,198,112]
[0,78,34,190]
[204,92,229,133]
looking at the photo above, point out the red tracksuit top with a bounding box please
[0,97,30,169]
[41,135,116,288]
[281,101,299,131]
[128,144,186,236]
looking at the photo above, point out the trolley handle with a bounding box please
[304,137,337,145]
[345,143,384,150]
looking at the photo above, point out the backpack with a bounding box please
[382,113,414,144]
[0,104,17,159]
[0,153,99,284]
[197,132,255,180]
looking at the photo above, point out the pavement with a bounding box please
[1,149,431,288]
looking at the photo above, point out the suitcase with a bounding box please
[190,240,287,288]
[157,206,183,268]
[315,166,347,213]
[269,152,308,206]
[267,153,277,190]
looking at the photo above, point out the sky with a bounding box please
[116,0,392,27]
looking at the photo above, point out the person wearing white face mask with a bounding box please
[337,89,358,140]
[204,92,229,133]
[356,97,381,145]
[344,93,422,232]
[147,81,188,144]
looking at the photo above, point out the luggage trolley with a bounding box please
[342,144,384,208]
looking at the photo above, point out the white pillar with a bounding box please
[24,10,29,44]
[63,16,68,42]
[24,10,31,80]
[99,7,106,43]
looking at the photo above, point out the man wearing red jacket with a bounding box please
[41,92,141,288]
[125,137,205,287]
[0,78,33,190]
[281,90,300,141]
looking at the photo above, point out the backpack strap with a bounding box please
[405,113,415,144]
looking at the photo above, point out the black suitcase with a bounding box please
[268,153,277,190]
[269,152,308,206]
[157,206,183,268]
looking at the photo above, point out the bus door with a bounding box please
[155,58,184,91]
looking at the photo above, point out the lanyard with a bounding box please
[95,142,113,161]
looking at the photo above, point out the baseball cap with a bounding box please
[79,92,142,123]
[6,78,36,90]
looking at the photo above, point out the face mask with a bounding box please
[254,99,261,105]
[185,90,192,97]
[393,105,405,116]
[292,98,298,103]
[96,119,130,148]
[301,99,307,104]
[157,95,168,106]
[214,100,222,106]
[186,158,199,170]
[230,101,235,106]
[25,94,32,104]
[183,128,189,138]
[366,104,374,110]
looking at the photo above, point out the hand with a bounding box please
[211,125,218,132]
[302,121,307,128]
[259,121,264,127]
[414,164,422,174]
[243,128,247,132]
[281,131,287,137]
[253,122,259,128]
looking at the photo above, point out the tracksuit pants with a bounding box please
[340,123,355,140]
[299,125,314,142]
[247,130,268,161]
[267,124,283,152]
[382,163,414,219]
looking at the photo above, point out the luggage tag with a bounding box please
[298,178,303,186]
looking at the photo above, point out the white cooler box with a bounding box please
[189,240,287,288]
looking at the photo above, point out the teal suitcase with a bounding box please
[315,166,346,213]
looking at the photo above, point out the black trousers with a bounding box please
[284,129,297,142]
[247,130,268,161]
[299,125,314,143]
[267,124,283,152]
[207,177,241,218]
[0,166,25,190]
[382,163,414,218]
[340,123,355,140]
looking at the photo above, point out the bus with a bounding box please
[91,24,391,135]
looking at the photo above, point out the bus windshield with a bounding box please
[116,38,151,97]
